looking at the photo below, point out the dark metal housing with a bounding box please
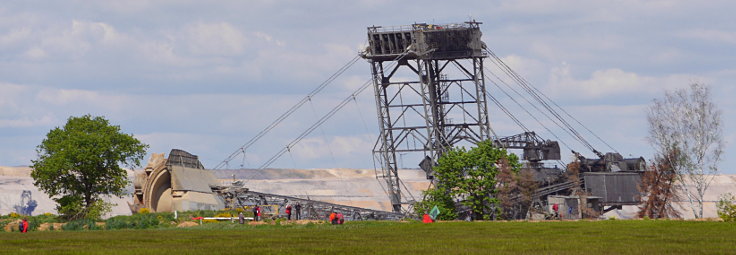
[583,172,643,205]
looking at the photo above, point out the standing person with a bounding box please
[285,204,292,220]
[568,205,573,219]
[295,203,302,220]
[552,203,559,219]
[253,205,260,221]
[257,206,262,221]
[21,218,29,233]
[238,211,245,224]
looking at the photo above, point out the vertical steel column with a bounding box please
[370,61,402,212]
[474,57,492,141]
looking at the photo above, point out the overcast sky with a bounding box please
[1,1,734,173]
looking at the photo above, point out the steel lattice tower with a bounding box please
[362,21,491,213]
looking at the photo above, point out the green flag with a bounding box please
[429,205,440,220]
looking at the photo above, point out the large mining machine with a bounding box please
[132,149,405,220]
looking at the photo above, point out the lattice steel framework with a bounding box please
[362,21,492,212]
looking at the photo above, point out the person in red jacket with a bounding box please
[285,204,292,220]
[253,205,261,221]
[21,218,29,233]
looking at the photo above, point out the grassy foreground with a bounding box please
[1,220,734,254]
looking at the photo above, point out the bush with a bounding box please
[215,212,233,218]
[186,210,218,218]
[86,201,113,220]
[55,195,85,220]
[62,219,98,231]
[105,216,131,230]
[27,218,39,231]
[106,213,162,230]
[717,193,736,222]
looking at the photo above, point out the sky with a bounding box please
[0,1,734,173]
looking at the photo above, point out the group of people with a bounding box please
[284,203,301,220]
[328,212,345,225]
[237,203,303,224]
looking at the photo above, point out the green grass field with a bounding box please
[1,220,734,254]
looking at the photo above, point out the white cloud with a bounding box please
[181,22,248,56]
[0,27,31,47]
[680,29,736,44]
[36,88,101,105]
[23,47,46,59]
[547,65,705,99]
[33,20,126,59]
[0,82,28,104]
[0,115,54,128]
[253,31,285,46]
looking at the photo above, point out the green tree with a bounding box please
[425,140,521,220]
[716,193,736,222]
[414,186,458,220]
[31,115,148,220]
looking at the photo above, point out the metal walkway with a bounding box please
[218,187,406,221]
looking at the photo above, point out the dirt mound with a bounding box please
[3,220,21,232]
[177,221,199,227]
[291,220,321,225]
[37,223,64,231]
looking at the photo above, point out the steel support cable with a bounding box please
[259,78,374,169]
[214,54,362,169]
[485,75,574,151]
[309,98,338,165]
[484,49,598,154]
[452,56,570,167]
[487,93,529,132]
[497,58,618,153]
[259,53,410,169]
[445,60,525,143]
[483,65,577,151]
[487,50,598,154]
[452,60,533,135]
[485,50,587,145]
[486,52,591,150]
[449,60,572,151]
